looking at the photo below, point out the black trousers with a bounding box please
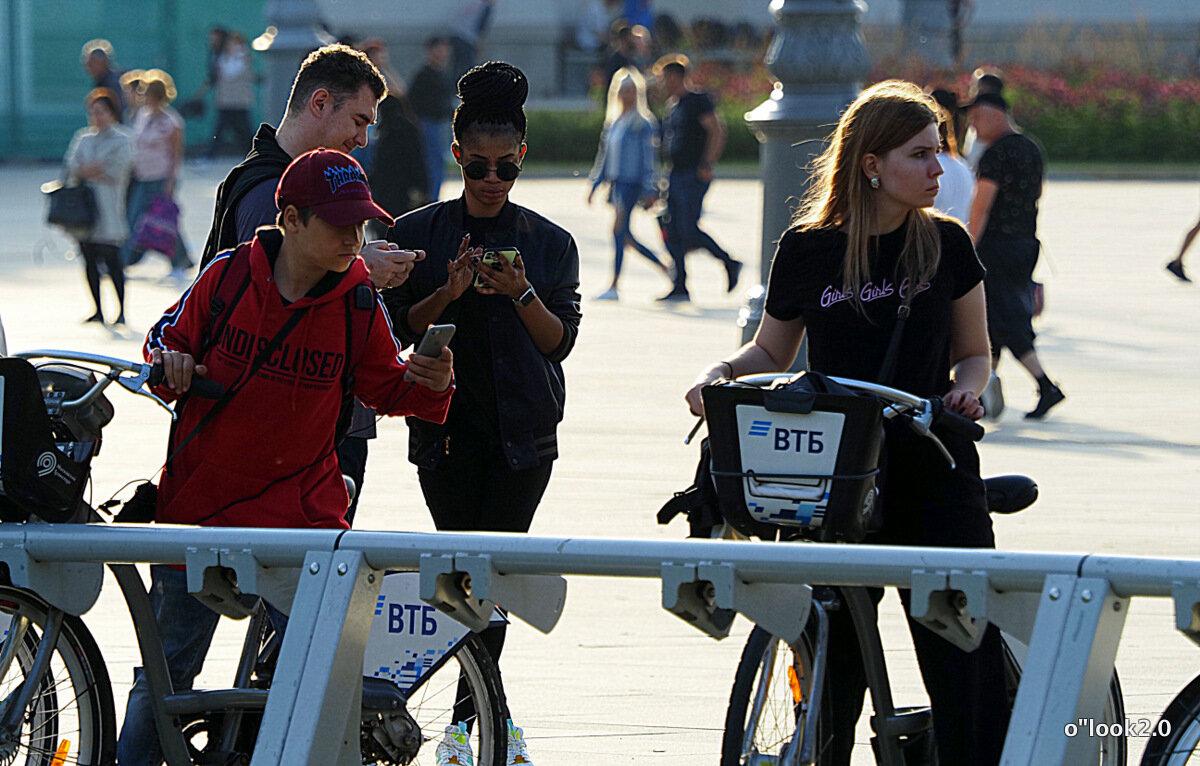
[79,241,124,318]
[418,429,553,725]
[825,588,1010,766]
[820,423,1010,765]
[336,436,369,526]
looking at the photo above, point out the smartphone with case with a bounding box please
[414,324,456,356]
[474,248,518,289]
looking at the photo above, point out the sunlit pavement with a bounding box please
[2,161,1199,763]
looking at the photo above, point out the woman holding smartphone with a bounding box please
[684,80,1008,765]
[383,61,581,764]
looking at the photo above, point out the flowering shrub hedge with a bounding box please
[871,59,1200,163]
[530,60,1200,165]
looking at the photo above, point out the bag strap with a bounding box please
[166,306,307,470]
[875,282,918,388]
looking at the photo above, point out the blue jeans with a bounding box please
[610,180,664,281]
[664,168,733,292]
[120,179,191,269]
[116,566,287,766]
[421,119,451,201]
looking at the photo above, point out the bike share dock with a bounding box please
[3,523,1200,764]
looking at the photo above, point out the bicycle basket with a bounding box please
[701,371,884,542]
[0,358,92,522]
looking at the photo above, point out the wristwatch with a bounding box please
[514,285,537,307]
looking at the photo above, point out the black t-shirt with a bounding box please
[444,212,504,439]
[765,219,984,398]
[977,132,1044,239]
[663,90,715,171]
[409,65,455,121]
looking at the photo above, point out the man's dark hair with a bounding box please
[652,53,689,79]
[285,43,386,117]
[425,35,449,49]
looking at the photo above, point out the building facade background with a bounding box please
[1,0,1198,161]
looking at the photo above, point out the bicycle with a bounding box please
[0,349,510,765]
[1140,672,1200,764]
[668,371,1126,766]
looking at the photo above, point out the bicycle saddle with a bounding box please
[983,475,1037,514]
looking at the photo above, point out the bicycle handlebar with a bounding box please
[16,349,224,414]
[720,372,985,468]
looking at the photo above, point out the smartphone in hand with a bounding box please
[473,248,518,289]
[415,324,456,357]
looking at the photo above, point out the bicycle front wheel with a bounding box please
[1140,673,1200,765]
[368,633,507,766]
[0,585,116,765]
[721,622,833,766]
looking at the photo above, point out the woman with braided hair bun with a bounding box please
[384,61,581,766]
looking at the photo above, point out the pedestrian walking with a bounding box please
[929,88,974,226]
[81,40,125,120]
[118,148,454,766]
[206,31,256,159]
[685,80,1010,766]
[198,43,418,524]
[1166,207,1199,282]
[653,54,742,302]
[449,0,498,81]
[63,89,132,325]
[384,61,582,766]
[410,36,456,201]
[961,68,1003,169]
[121,73,193,279]
[587,66,670,300]
[359,38,429,239]
[966,91,1065,420]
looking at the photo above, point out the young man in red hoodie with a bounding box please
[119,148,453,764]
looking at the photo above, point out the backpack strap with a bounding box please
[165,245,253,475]
[334,282,378,444]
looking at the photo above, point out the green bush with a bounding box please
[525,107,759,165]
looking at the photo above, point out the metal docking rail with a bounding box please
[2,523,1198,765]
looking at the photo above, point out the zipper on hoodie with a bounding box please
[444,435,451,456]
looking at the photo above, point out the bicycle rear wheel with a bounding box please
[1140,673,1200,765]
[1001,632,1126,765]
[0,585,116,765]
[366,633,507,766]
[721,622,833,766]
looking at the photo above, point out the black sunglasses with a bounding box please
[462,160,522,182]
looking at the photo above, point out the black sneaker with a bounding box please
[1166,260,1191,282]
[657,287,690,303]
[1025,384,1065,420]
[725,259,744,293]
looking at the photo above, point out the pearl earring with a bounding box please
[869,177,881,190]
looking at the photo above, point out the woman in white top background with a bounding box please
[930,87,974,226]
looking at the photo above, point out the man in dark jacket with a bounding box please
[199,43,422,522]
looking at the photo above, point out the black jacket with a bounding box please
[199,123,291,269]
[384,197,582,470]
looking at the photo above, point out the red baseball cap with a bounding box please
[276,148,394,227]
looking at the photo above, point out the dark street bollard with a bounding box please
[902,0,954,65]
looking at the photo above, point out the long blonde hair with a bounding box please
[793,80,946,299]
[604,67,654,127]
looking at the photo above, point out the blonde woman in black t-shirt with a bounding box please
[685,80,1010,766]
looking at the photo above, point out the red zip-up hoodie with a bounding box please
[145,230,452,529]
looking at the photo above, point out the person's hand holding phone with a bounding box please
[475,252,529,300]
[363,240,425,290]
[438,234,481,302]
[404,345,453,393]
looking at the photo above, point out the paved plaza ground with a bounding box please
[1,161,1199,763]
